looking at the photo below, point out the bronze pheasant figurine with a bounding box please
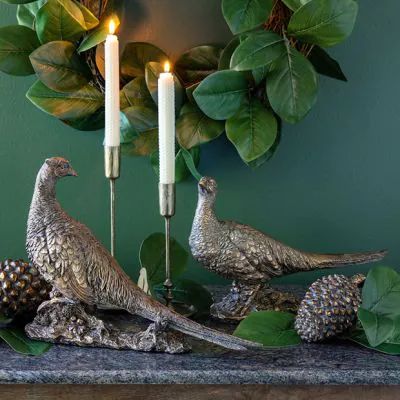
[26,158,260,351]
[189,177,387,320]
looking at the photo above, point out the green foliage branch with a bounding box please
[0,0,358,179]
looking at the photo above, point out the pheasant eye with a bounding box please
[62,163,69,169]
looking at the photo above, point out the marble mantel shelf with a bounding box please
[1,285,399,385]
[1,339,400,385]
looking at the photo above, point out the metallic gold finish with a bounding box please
[189,177,387,320]
[104,146,120,257]
[295,274,365,342]
[26,158,261,351]
[0,259,50,317]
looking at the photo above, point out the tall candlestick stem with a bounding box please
[105,145,120,257]
[110,178,116,257]
[159,183,175,308]
[164,216,173,308]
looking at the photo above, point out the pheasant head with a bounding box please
[41,157,78,180]
[198,177,218,205]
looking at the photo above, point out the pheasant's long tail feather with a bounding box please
[131,291,261,351]
[309,249,387,268]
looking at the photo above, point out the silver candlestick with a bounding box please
[159,182,176,308]
[104,145,120,257]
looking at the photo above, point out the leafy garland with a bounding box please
[0,0,358,180]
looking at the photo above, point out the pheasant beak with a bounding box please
[68,168,78,177]
[198,179,208,193]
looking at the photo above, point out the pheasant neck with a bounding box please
[194,196,219,231]
[31,168,59,211]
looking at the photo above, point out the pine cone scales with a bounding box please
[295,274,365,343]
[0,259,51,317]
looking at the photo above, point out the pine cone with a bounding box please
[295,274,365,343]
[0,259,51,318]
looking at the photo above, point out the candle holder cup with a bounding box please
[104,145,120,257]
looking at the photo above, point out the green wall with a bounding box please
[0,0,398,286]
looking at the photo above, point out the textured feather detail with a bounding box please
[189,177,387,284]
[26,159,260,351]
[308,250,388,268]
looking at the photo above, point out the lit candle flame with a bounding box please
[164,61,171,73]
[109,19,116,35]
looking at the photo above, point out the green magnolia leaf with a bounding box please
[26,80,104,119]
[30,41,91,92]
[350,330,400,356]
[151,147,201,183]
[309,46,347,82]
[226,97,277,163]
[193,70,249,120]
[121,128,158,156]
[288,0,358,47]
[74,1,99,30]
[185,82,199,104]
[218,36,240,70]
[246,127,281,168]
[234,311,301,347]
[358,307,395,348]
[62,107,105,131]
[120,76,154,110]
[0,25,39,76]
[78,14,120,53]
[267,42,318,123]
[144,61,184,114]
[222,0,274,34]
[180,147,202,181]
[175,147,200,183]
[122,105,158,137]
[176,103,224,149]
[139,233,188,287]
[0,328,52,356]
[230,31,285,71]
[121,42,167,80]
[120,106,158,156]
[361,266,400,319]
[252,65,268,85]
[170,279,213,318]
[17,0,47,29]
[385,317,400,344]
[175,45,222,86]
[281,0,309,11]
[36,0,86,44]
[120,111,136,143]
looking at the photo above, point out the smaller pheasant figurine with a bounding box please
[189,177,387,320]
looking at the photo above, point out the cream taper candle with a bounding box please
[104,20,120,147]
[158,62,175,184]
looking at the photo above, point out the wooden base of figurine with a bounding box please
[25,297,190,354]
[211,282,300,321]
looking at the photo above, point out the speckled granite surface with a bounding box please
[0,285,399,385]
[1,339,400,384]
